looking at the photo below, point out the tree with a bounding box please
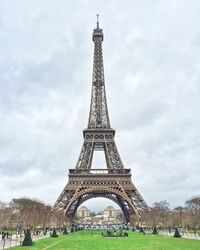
[0,206,13,230]
[51,210,65,227]
[185,196,200,228]
[172,206,185,227]
[0,201,6,209]
[0,198,63,231]
[10,198,52,230]
[152,201,170,227]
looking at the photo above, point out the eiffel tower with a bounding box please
[53,17,148,225]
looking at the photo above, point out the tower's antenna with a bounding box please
[97,14,99,29]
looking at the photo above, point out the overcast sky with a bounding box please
[0,0,199,211]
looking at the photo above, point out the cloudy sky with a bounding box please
[0,0,199,211]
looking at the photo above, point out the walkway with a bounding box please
[159,231,200,240]
[0,233,50,250]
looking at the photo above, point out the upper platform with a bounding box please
[69,168,131,176]
[92,15,104,41]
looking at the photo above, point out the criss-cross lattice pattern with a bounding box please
[88,26,110,129]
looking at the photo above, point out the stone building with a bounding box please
[103,206,118,218]
[76,206,91,218]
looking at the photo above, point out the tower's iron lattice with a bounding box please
[53,18,148,224]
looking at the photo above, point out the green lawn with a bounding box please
[8,230,200,250]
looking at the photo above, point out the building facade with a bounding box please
[76,206,91,218]
[103,206,118,218]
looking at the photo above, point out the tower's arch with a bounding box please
[65,189,132,223]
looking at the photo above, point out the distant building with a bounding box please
[77,206,91,218]
[75,205,123,224]
[116,209,123,218]
[103,206,118,218]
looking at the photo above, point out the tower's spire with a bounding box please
[97,14,99,29]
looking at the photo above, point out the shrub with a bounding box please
[63,227,68,234]
[51,228,58,238]
[124,232,128,237]
[22,229,34,246]
[152,226,158,235]
[174,228,181,238]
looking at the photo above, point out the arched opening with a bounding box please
[64,186,139,226]
[75,197,124,227]
[65,189,133,224]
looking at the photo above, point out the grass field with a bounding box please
[8,230,200,250]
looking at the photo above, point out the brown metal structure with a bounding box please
[53,18,148,224]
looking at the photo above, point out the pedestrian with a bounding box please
[2,232,5,240]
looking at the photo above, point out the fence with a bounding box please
[0,232,50,250]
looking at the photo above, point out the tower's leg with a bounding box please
[75,142,93,169]
[105,141,124,169]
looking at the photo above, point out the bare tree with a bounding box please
[185,196,200,229]
[10,198,52,230]
[0,201,6,210]
[152,200,170,227]
[0,205,13,230]
[171,206,186,227]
